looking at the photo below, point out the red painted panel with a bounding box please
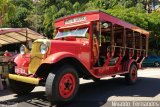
[14,54,30,75]
[43,39,91,70]
[55,12,99,28]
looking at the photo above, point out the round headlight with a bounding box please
[40,43,48,54]
[20,45,25,55]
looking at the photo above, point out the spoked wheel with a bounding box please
[45,65,79,105]
[125,64,137,85]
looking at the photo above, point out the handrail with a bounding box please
[106,45,147,58]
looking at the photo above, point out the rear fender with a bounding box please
[123,59,137,72]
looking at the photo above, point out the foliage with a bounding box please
[43,0,82,38]
[7,0,33,28]
[106,6,148,29]
[0,0,15,27]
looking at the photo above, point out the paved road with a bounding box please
[0,68,160,107]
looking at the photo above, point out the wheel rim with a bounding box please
[59,73,76,99]
[155,62,159,67]
[131,68,137,81]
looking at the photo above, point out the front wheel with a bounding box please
[125,64,137,85]
[45,65,79,104]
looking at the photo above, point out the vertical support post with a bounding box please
[123,27,126,47]
[111,23,114,52]
[89,22,93,69]
[140,33,142,49]
[132,31,135,48]
[122,27,126,56]
[26,28,28,47]
[99,22,102,46]
[146,36,149,56]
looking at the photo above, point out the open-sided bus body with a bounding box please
[8,10,149,104]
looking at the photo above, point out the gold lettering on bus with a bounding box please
[65,16,86,24]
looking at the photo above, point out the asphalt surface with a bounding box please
[0,68,160,107]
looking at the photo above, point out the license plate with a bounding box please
[15,68,26,74]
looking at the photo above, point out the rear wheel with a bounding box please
[125,64,137,85]
[45,65,79,104]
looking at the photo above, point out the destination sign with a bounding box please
[65,16,86,24]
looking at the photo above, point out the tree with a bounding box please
[7,0,33,28]
[0,0,15,27]
[106,5,148,29]
[43,0,83,38]
[25,0,43,32]
[147,11,160,52]
[84,0,136,10]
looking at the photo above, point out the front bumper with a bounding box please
[8,74,40,85]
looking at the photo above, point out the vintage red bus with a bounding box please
[8,10,149,104]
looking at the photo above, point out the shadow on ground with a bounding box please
[1,77,160,107]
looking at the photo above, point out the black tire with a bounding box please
[45,65,79,104]
[125,64,137,85]
[8,66,35,95]
[154,61,160,67]
[92,78,101,82]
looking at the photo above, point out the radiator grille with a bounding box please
[28,42,44,74]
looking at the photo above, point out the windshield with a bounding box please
[55,28,88,39]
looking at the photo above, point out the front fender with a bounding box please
[43,52,80,64]
[14,54,30,67]
[13,54,30,75]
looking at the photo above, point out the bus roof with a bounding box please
[55,10,149,36]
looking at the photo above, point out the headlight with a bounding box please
[20,45,28,55]
[40,43,48,54]
[20,45,25,54]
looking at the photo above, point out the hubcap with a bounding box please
[131,68,137,81]
[155,62,159,67]
[59,73,76,99]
